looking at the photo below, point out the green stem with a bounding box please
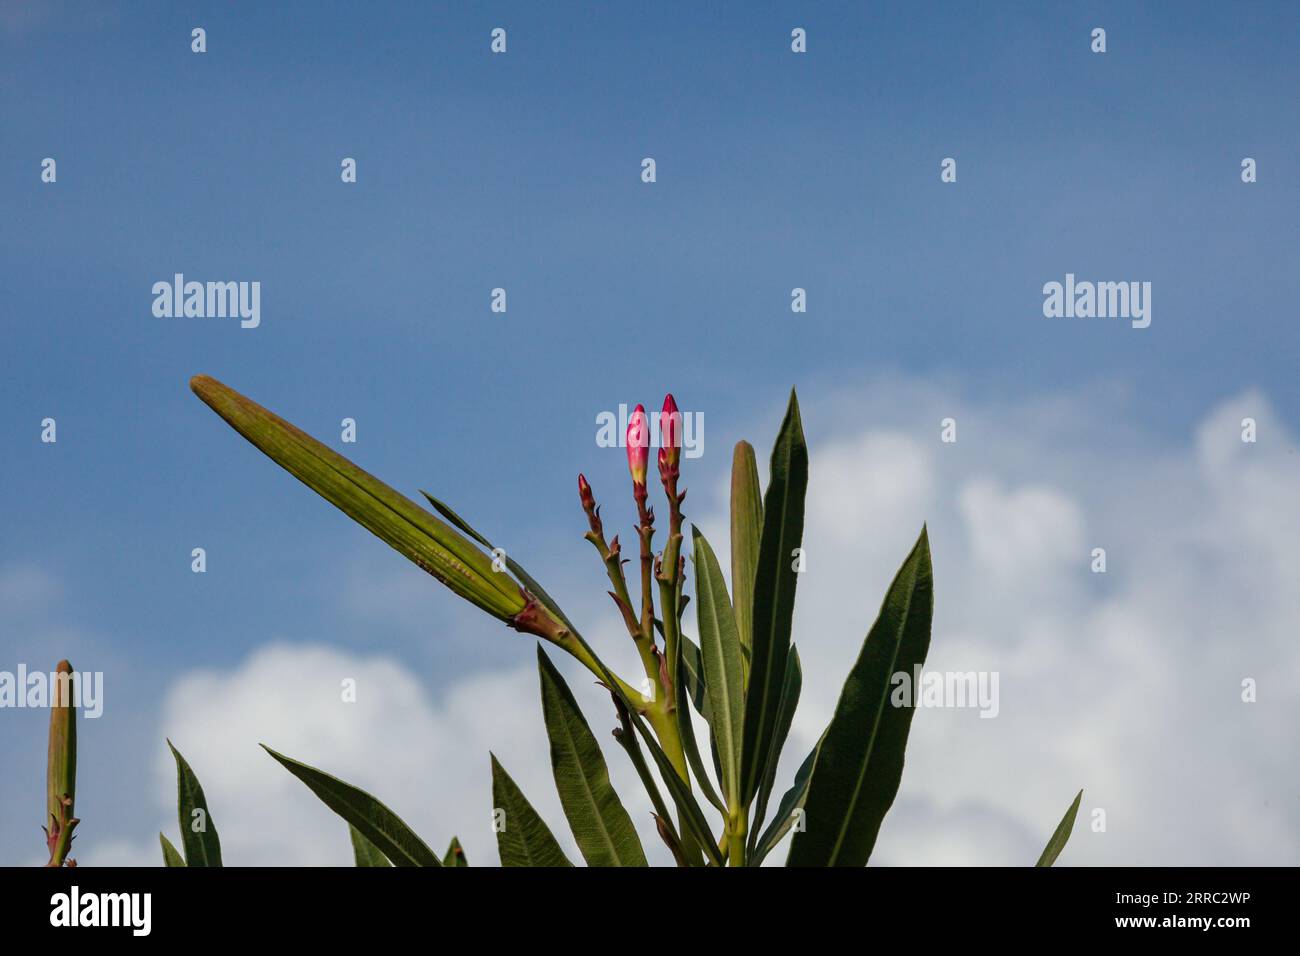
[645,700,704,864]
[585,531,661,688]
[726,810,747,867]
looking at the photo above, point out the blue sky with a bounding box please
[3,1,1299,866]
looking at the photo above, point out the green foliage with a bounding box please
[263,745,441,867]
[350,826,391,867]
[537,647,647,866]
[749,646,800,859]
[189,375,525,622]
[1036,790,1085,867]
[490,754,573,867]
[750,735,820,866]
[442,837,469,867]
[170,377,1082,868]
[167,740,222,867]
[691,528,745,808]
[788,529,933,866]
[739,391,809,810]
[729,441,763,678]
[159,833,186,868]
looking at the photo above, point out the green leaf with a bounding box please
[1035,789,1084,867]
[262,745,441,867]
[752,735,821,866]
[739,389,809,807]
[788,527,933,866]
[691,527,746,807]
[159,833,186,868]
[443,837,469,867]
[490,753,573,867]
[679,634,725,794]
[350,825,392,867]
[189,375,525,621]
[167,740,222,867]
[674,666,726,815]
[679,636,713,723]
[730,440,763,680]
[750,645,801,849]
[536,647,647,867]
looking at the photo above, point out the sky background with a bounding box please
[2,0,1298,866]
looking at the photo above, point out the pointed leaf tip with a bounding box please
[262,744,440,866]
[168,740,223,867]
[1035,789,1084,867]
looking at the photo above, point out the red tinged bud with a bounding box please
[578,473,594,511]
[627,404,649,489]
[660,394,682,471]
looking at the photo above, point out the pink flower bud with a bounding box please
[627,404,649,488]
[660,394,682,471]
[578,473,594,511]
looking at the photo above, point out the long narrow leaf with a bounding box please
[262,745,441,867]
[679,635,713,722]
[680,634,725,789]
[167,740,222,867]
[749,645,801,849]
[739,389,809,806]
[788,527,933,866]
[537,647,647,866]
[674,668,726,814]
[1035,790,1084,867]
[189,375,525,621]
[350,825,392,867]
[692,527,745,807]
[730,440,763,679]
[491,754,573,867]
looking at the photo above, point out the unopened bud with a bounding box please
[660,394,681,472]
[627,404,649,489]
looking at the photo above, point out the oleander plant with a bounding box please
[41,377,1082,868]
